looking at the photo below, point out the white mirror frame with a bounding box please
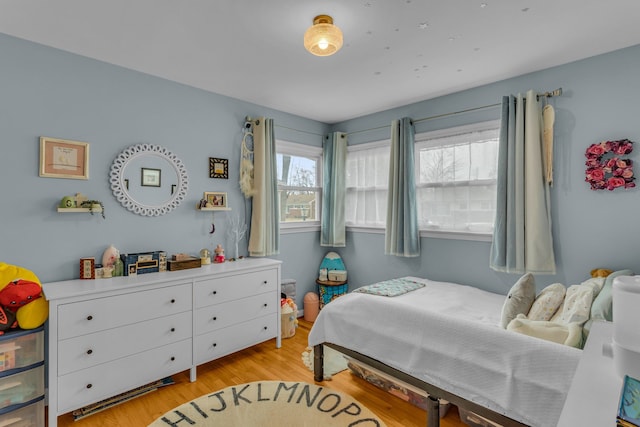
[109,144,189,216]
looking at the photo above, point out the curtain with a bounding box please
[490,90,556,274]
[321,132,347,247]
[248,117,279,256]
[385,117,420,257]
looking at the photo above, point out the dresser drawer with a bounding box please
[194,268,278,308]
[194,293,275,335]
[58,311,192,375]
[0,364,44,410]
[58,338,192,413]
[194,314,276,365]
[58,283,192,339]
[0,328,44,373]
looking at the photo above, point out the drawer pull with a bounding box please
[86,384,93,389]
[86,349,93,355]
[212,343,217,348]
[263,280,268,284]
[170,327,175,332]
[213,317,217,321]
[263,303,268,307]
[87,315,93,321]
[212,290,217,295]
[171,356,175,361]
[264,326,268,330]
[171,299,176,304]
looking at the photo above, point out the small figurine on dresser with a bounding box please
[214,244,225,263]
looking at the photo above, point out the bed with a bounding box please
[308,276,583,427]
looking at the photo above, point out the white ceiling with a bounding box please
[1,1,639,124]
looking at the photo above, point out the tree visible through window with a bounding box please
[276,141,322,225]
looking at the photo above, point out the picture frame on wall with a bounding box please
[141,167,161,187]
[204,191,227,208]
[209,157,228,179]
[39,136,90,179]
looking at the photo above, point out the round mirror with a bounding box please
[109,144,189,216]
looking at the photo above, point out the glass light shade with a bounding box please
[304,15,343,57]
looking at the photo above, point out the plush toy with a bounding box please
[0,263,49,330]
[0,280,42,310]
[591,268,613,278]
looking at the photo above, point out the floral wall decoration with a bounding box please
[585,139,635,191]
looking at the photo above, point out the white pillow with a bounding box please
[500,273,536,329]
[580,277,605,299]
[507,314,583,348]
[556,284,594,325]
[528,283,566,321]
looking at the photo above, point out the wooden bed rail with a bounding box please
[313,343,529,427]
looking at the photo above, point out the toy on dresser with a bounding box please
[0,263,49,334]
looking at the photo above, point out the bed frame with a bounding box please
[313,343,529,427]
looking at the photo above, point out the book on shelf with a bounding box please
[618,375,640,427]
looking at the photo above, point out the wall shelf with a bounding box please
[196,206,231,212]
[57,207,103,213]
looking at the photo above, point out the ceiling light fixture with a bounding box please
[304,15,343,57]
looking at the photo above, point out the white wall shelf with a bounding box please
[57,207,103,213]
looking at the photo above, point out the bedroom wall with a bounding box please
[1,31,639,304]
[0,33,330,310]
[331,44,640,295]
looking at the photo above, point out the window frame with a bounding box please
[276,140,323,233]
[344,120,499,241]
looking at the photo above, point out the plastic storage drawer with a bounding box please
[0,328,44,373]
[0,364,44,410]
[0,396,45,427]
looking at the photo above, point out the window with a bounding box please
[344,120,499,238]
[345,140,390,228]
[276,141,322,229]
[415,121,500,234]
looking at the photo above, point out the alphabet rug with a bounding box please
[149,380,386,427]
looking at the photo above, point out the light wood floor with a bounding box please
[53,319,467,427]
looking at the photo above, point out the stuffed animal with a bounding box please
[591,268,613,278]
[0,263,49,330]
[0,280,42,311]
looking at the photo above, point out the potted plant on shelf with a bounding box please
[80,200,105,219]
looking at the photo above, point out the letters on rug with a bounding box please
[149,380,386,426]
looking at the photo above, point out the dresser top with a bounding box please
[43,257,281,301]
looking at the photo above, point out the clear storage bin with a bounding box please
[0,328,44,373]
[0,396,45,427]
[0,365,44,410]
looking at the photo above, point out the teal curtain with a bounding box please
[248,117,279,256]
[321,132,347,247]
[385,117,420,257]
[490,91,556,273]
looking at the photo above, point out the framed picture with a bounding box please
[204,191,227,208]
[209,157,228,179]
[141,167,161,187]
[39,136,89,179]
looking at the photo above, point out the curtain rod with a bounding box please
[244,116,324,137]
[346,87,563,136]
[245,87,563,138]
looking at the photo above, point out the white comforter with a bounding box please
[308,277,582,427]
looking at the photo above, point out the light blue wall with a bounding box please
[0,33,329,310]
[1,31,639,305]
[333,44,640,295]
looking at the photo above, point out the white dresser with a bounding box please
[43,257,281,427]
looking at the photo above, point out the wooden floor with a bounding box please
[53,319,467,427]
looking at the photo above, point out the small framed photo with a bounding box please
[39,136,89,179]
[209,157,228,179]
[141,167,161,187]
[204,191,227,208]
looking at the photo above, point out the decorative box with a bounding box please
[328,270,347,281]
[167,256,201,271]
[121,251,164,276]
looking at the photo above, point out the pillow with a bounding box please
[590,269,634,322]
[556,284,593,325]
[507,314,583,348]
[500,273,535,329]
[527,283,566,321]
[580,277,605,299]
